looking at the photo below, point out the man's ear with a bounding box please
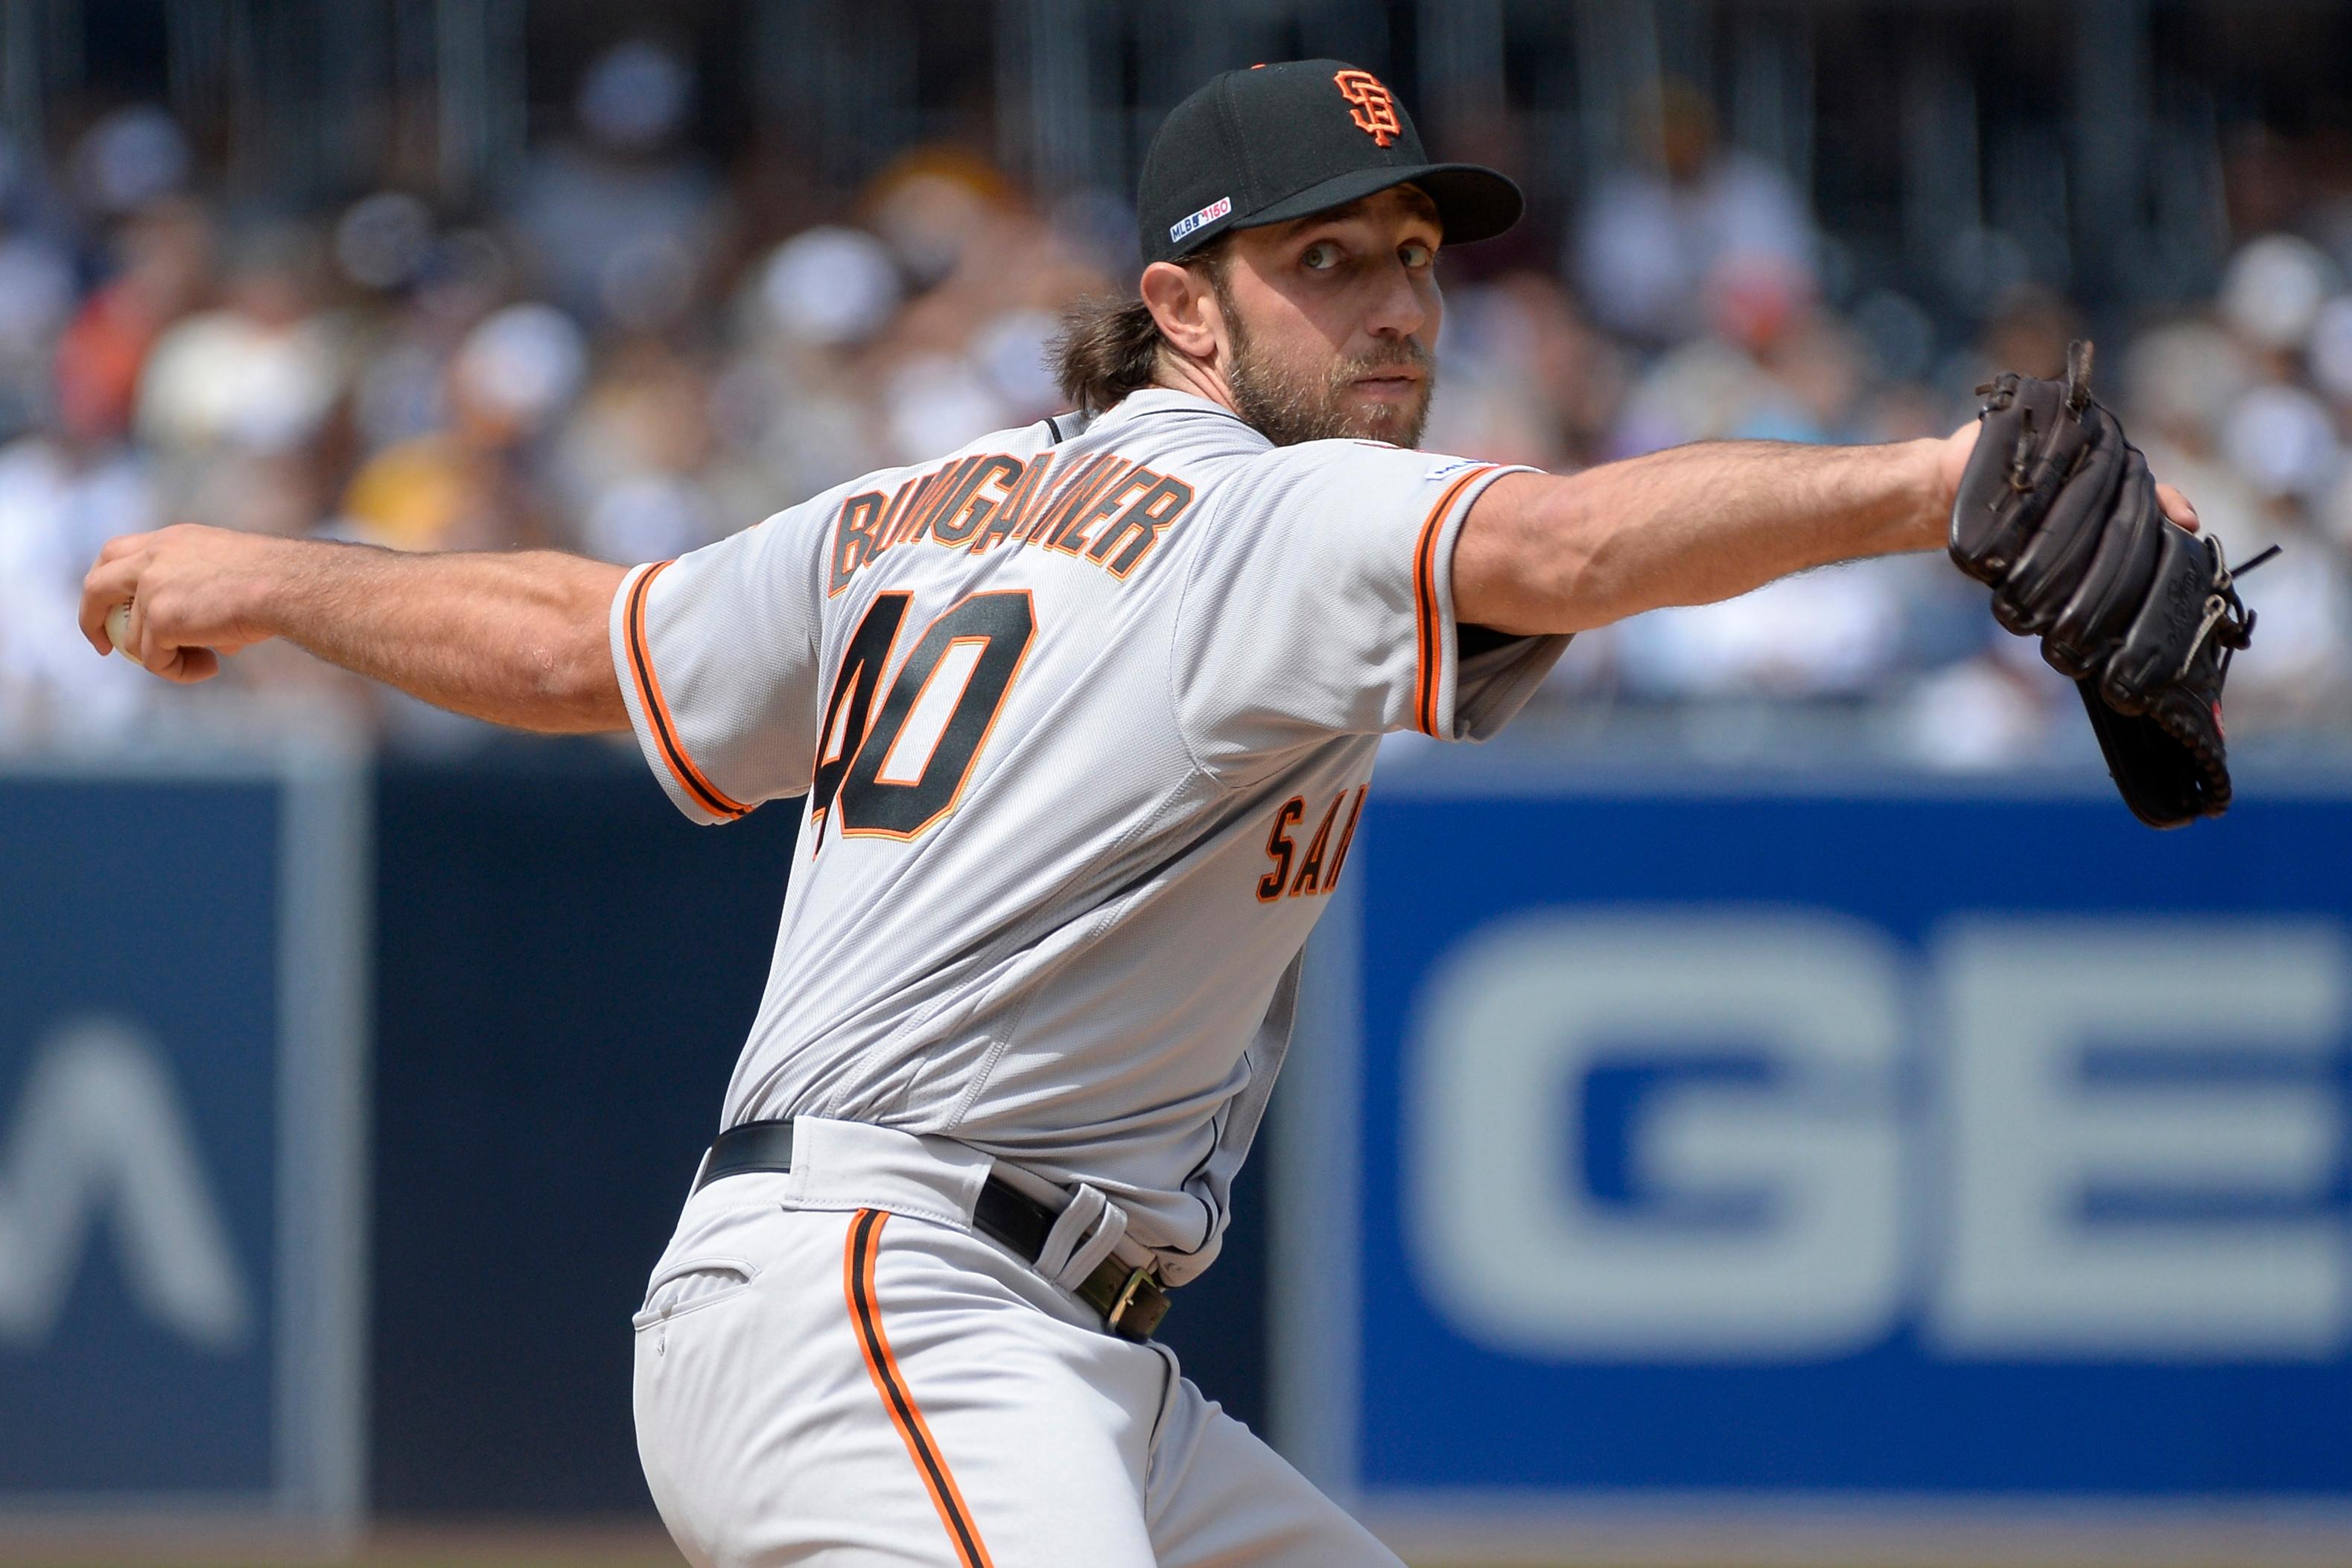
[1140,260,1221,362]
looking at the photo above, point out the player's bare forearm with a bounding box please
[1453,434,1962,637]
[79,525,629,733]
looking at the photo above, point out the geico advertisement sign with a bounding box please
[1406,911,2349,1363]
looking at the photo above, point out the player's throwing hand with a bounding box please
[79,523,282,683]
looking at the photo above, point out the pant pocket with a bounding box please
[633,1256,760,1329]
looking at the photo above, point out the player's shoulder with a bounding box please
[1225,436,1501,497]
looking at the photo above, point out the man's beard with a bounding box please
[1221,301,1437,449]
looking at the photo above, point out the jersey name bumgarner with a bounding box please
[828,449,1197,595]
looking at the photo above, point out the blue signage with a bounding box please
[0,757,365,1521]
[1280,778,2352,1523]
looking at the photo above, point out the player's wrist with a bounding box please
[1892,433,1962,554]
[1924,424,1980,544]
[213,528,307,644]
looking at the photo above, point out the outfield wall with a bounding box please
[7,745,2348,1561]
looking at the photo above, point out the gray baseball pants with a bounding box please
[632,1118,1399,1567]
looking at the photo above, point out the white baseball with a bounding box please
[105,601,143,666]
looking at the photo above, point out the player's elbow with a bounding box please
[515,565,634,733]
[1464,547,1627,637]
[527,647,629,733]
[503,608,629,733]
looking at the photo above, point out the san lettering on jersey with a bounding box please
[1255,785,1367,902]
[829,449,1197,595]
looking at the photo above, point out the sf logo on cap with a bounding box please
[1333,69,1400,147]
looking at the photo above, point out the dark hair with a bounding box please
[1050,242,1231,415]
[1050,296,1162,415]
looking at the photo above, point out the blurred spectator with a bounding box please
[760,226,902,349]
[2218,234,2336,357]
[1574,79,1819,346]
[0,226,74,439]
[347,226,512,453]
[2123,319,2264,546]
[53,197,213,444]
[1896,637,2069,771]
[1616,563,1908,702]
[556,336,720,564]
[0,391,159,740]
[515,39,720,331]
[136,224,346,535]
[72,106,191,217]
[1425,271,1627,469]
[341,302,584,553]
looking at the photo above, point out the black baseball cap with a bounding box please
[1137,60,1523,266]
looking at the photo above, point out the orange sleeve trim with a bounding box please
[845,1210,997,1568]
[623,561,751,820]
[1411,465,1498,737]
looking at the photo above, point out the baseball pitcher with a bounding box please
[81,60,2237,1568]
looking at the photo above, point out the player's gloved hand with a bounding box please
[1948,340,2275,829]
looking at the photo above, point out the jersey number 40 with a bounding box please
[809,590,1036,846]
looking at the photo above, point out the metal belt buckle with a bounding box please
[1105,1264,1169,1341]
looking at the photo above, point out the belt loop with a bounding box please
[1034,1182,1125,1293]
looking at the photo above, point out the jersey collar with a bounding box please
[1098,386,1266,439]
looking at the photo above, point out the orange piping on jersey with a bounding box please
[1412,465,1498,738]
[845,1210,997,1568]
[624,562,751,820]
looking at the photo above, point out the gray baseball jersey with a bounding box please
[609,387,1566,1284]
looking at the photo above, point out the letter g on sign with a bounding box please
[1405,909,1906,1361]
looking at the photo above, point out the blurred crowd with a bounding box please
[4,42,2352,763]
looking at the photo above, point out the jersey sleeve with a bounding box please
[608,498,833,824]
[1169,442,1570,786]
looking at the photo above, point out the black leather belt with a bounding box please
[696,1119,1171,1342]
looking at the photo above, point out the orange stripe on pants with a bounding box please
[844,1209,997,1568]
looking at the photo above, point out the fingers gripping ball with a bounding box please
[1948,340,2272,829]
[105,601,143,666]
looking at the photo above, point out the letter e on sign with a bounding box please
[1927,918,2351,1359]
